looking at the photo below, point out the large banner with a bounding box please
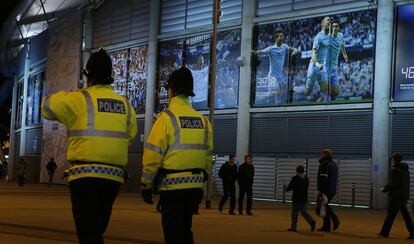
[215,29,241,109]
[156,29,241,111]
[252,9,376,106]
[157,39,184,112]
[186,34,211,110]
[128,45,148,114]
[394,4,414,101]
[110,49,128,96]
[109,46,148,114]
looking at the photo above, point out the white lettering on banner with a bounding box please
[257,76,276,88]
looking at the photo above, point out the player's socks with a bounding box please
[293,85,306,94]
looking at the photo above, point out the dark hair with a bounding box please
[83,48,114,85]
[275,28,284,36]
[391,152,402,163]
[229,154,236,160]
[244,154,251,160]
[296,165,305,174]
[332,20,340,27]
[166,66,195,97]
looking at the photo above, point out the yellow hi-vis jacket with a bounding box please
[141,95,213,191]
[41,84,137,183]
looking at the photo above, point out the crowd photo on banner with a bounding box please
[109,46,148,114]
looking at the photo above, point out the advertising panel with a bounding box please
[252,9,376,106]
[394,4,414,101]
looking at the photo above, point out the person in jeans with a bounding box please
[237,154,254,215]
[218,155,238,215]
[379,152,414,239]
[286,165,316,232]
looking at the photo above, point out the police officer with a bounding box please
[141,66,213,244]
[42,48,137,244]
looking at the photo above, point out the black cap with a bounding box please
[165,66,195,97]
[83,48,114,85]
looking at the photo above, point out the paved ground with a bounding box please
[0,183,412,243]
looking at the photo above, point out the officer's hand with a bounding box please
[141,189,154,204]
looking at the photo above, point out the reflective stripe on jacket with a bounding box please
[142,95,213,191]
[67,164,125,183]
[41,85,137,172]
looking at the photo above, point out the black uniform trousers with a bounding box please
[160,188,203,244]
[238,185,253,213]
[380,199,414,236]
[69,177,121,244]
[321,193,340,230]
[219,183,236,213]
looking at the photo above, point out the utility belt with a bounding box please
[67,162,127,183]
[153,168,208,193]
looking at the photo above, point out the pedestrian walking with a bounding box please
[141,66,213,244]
[317,149,340,232]
[237,154,254,215]
[218,154,238,215]
[46,158,57,187]
[286,165,316,232]
[379,152,414,239]
[42,48,137,243]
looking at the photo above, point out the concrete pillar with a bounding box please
[8,76,18,179]
[372,0,394,209]
[236,0,255,161]
[144,0,160,142]
[19,45,30,156]
[81,10,93,82]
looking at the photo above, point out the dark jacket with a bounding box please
[237,163,254,187]
[46,160,57,172]
[286,174,309,204]
[218,161,237,185]
[383,162,410,201]
[317,156,338,195]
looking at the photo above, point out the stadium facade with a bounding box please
[3,0,413,209]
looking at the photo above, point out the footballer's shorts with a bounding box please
[306,62,328,90]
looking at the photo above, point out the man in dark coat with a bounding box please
[286,165,316,231]
[379,152,414,239]
[46,158,58,187]
[218,154,238,215]
[317,149,340,232]
[238,154,254,215]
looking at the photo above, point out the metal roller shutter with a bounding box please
[160,0,242,34]
[92,0,150,48]
[307,158,320,203]
[186,0,212,29]
[257,0,362,16]
[213,115,237,154]
[160,0,186,33]
[252,156,277,199]
[405,161,414,203]
[337,159,372,207]
[391,110,414,158]
[250,111,372,157]
[249,114,288,154]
